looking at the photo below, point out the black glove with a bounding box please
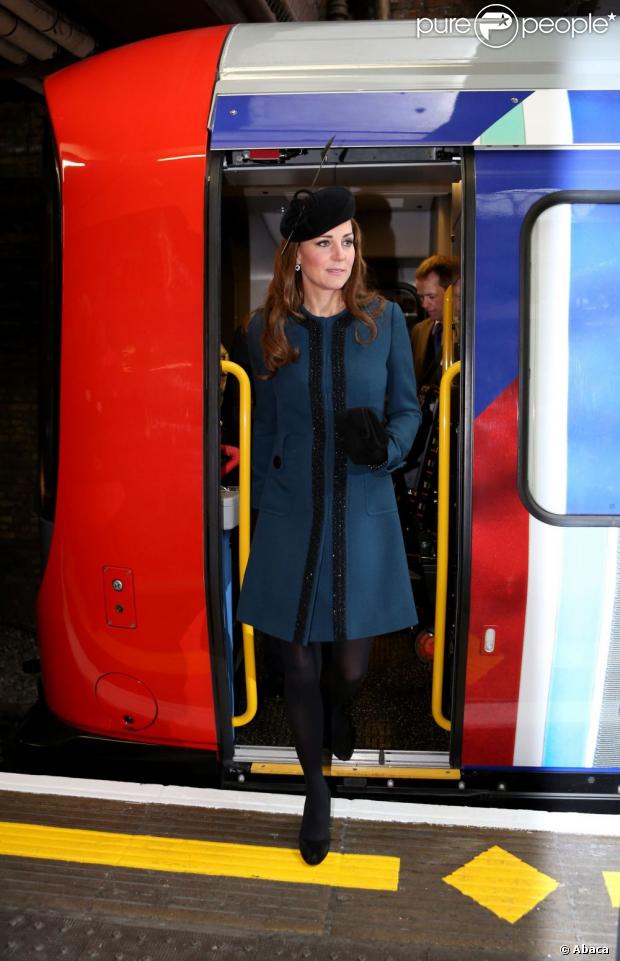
[335,407,388,466]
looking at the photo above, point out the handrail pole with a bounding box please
[221,360,257,728]
[442,284,454,372]
[431,359,460,732]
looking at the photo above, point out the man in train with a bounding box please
[411,254,460,391]
[401,254,460,557]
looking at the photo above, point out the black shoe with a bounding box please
[298,830,330,866]
[331,710,355,762]
[299,781,330,865]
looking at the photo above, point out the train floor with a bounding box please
[0,775,619,961]
[236,630,450,753]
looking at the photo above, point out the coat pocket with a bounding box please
[258,435,292,517]
[364,470,398,515]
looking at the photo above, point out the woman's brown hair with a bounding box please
[247,218,383,377]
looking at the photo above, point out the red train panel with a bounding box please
[38,28,230,749]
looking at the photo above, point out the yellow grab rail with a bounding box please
[441,284,454,372]
[221,360,257,728]
[432,359,460,732]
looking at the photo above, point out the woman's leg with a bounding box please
[280,640,331,855]
[329,636,374,759]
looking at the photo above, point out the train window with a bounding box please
[521,191,620,523]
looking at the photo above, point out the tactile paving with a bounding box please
[442,844,559,923]
[0,790,618,961]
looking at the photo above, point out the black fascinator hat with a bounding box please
[280,186,356,248]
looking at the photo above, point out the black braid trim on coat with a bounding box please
[293,317,325,645]
[331,318,348,642]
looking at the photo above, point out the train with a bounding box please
[25,18,620,807]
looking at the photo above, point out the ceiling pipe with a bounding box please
[275,0,317,17]
[327,0,349,18]
[0,34,27,62]
[0,5,58,58]
[241,0,277,20]
[17,74,42,92]
[0,0,95,57]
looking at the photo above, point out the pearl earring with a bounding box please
[295,263,301,272]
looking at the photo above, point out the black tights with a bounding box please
[280,637,374,839]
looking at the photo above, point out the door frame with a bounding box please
[209,145,475,772]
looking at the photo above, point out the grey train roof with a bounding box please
[215,19,620,95]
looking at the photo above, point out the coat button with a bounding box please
[273,455,282,469]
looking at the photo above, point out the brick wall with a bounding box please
[0,103,46,629]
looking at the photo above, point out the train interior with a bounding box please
[218,147,463,769]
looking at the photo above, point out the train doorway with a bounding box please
[211,146,469,778]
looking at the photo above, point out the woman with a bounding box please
[237,186,421,865]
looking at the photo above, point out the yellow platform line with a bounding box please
[603,871,620,908]
[0,820,399,891]
[250,763,461,779]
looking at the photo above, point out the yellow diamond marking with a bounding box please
[603,872,620,908]
[442,845,559,924]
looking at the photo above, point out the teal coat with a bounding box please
[236,300,421,644]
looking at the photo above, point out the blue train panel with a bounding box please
[211,91,532,149]
[568,91,620,144]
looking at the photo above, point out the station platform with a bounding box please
[0,773,618,961]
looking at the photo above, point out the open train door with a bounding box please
[206,23,529,789]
